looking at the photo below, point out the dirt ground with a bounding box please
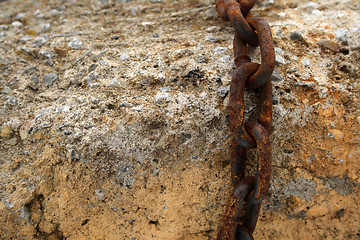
[0,0,359,239]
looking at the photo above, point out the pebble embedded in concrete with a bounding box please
[43,73,59,86]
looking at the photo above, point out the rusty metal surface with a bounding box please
[215,0,275,239]
[246,16,275,90]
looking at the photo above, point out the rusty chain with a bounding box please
[215,0,275,239]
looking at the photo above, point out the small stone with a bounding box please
[1,86,11,94]
[206,26,220,32]
[97,61,108,65]
[1,125,14,139]
[312,10,321,15]
[108,79,121,88]
[19,36,32,43]
[68,38,83,49]
[49,9,61,17]
[131,106,143,112]
[88,64,98,72]
[40,50,55,59]
[205,35,218,42]
[196,55,208,64]
[0,25,9,31]
[33,9,41,16]
[173,49,190,58]
[85,72,100,84]
[214,47,228,54]
[294,81,315,87]
[120,53,129,61]
[216,86,230,98]
[159,87,170,92]
[42,23,51,32]
[301,1,317,9]
[33,35,50,48]
[203,8,218,19]
[57,6,66,11]
[130,8,137,16]
[11,21,23,28]
[7,96,17,106]
[43,73,59,86]
[271,72,283,82]
[45,59,54,66]
[336,209,345,219]
[0,32,7,37]
[287,68,298,73]
[16,12,27,19]
[277,12,286,18]
[275,47,285,55]
[317,39,340,52]
[57,106,70,113]
[328,129,343,139]
[301,58,310,68]
[8,138,18,146]
[155,92,170,104]
[221,55,230,63]
[151,33,159,38]
[333,28,347,44]
[276,29,283,36]
[31,75,39,84]
[91,50,107,61]
[276,54,286,65]
[290,31,303,41]
[141,22,154,26]
[54,47,68,57]
[118,101,131,108]
[307,205,329,218]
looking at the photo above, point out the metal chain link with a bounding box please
[215,0,275,239]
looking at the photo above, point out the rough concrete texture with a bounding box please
[0,0,359,239]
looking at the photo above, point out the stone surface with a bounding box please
[0,125,14,139]
[0,0,359,240]
[43,73,59,86]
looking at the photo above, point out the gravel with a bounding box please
[216,86,230,98]
[317,39,340,52]
[11,21,22,27]
[120,53,130,61]
[108,79,121,88]
[204,35,218,42]
[333,28,348,44]
[43,73,59,86]
[33,35,50,48]
[68,38,84,49]
[301,58,311,68]
[1,86,11,94]
[271,71,283,82]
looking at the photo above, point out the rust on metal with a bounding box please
[217,177,256,240]
[257,80,272,132]
[246,17,275,90]
[215,0,229,21]
[215,0,275,239]
[231,140,247,187]
[238,0,256,16]
[223,0,258,46]
[246,122,271,201]
[233,32,251,67]
[228,62,259,149]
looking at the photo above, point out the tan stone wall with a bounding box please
[0,0,359,239]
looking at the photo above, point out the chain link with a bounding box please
[215,0,275,239]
